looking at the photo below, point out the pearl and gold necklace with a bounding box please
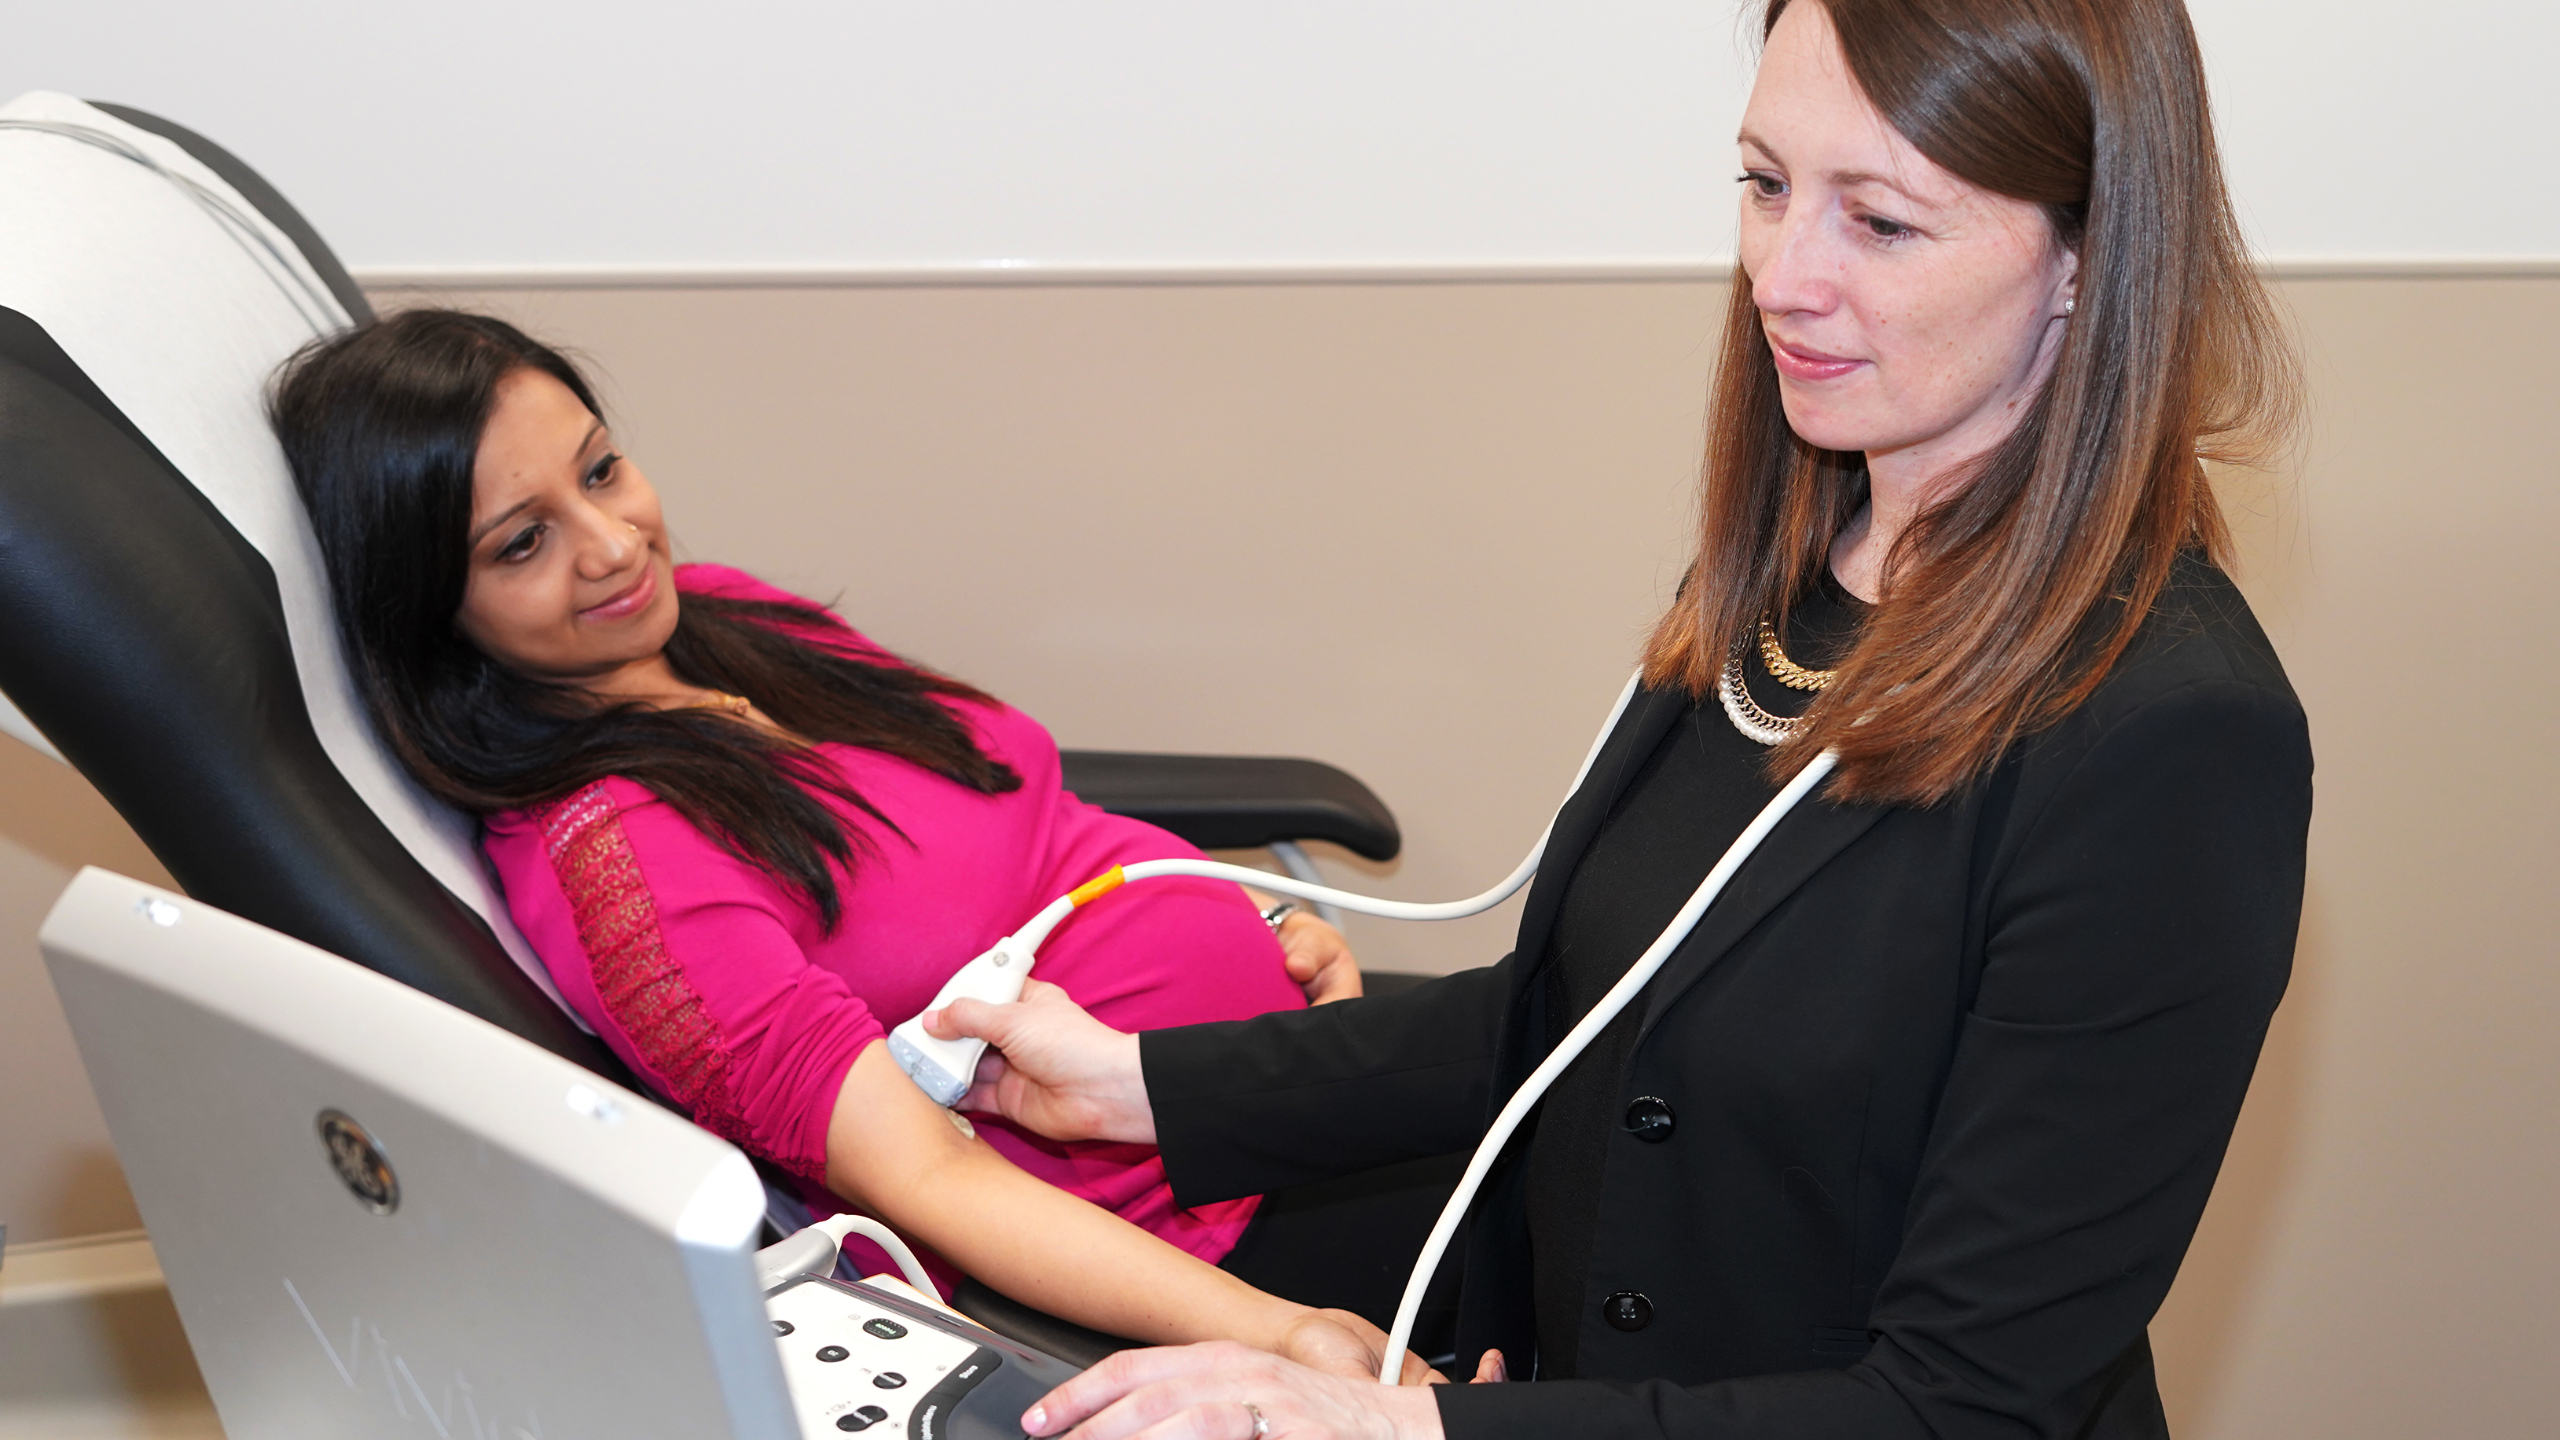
[1716,615,1838,746]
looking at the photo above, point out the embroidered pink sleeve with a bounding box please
[524,781,883,1182]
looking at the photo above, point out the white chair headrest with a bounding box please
[0,90,569,1012]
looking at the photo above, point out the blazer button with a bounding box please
[1622,1095,1675,1143]
[1602,1291,1653,1332]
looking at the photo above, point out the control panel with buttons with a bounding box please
[765,1276,1079,1440]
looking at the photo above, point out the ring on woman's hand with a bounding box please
[1242,1401,1270,1439]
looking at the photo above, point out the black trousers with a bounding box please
[1215,1151,1468,1365]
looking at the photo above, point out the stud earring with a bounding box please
[2063,297,2077,316]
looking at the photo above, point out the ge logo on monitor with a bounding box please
[316,1109,400,1215]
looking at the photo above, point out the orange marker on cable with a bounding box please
[1066,867,1126,908]
[889,869,1130,1105]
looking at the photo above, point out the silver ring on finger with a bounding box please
[1243,1401,1270,1439]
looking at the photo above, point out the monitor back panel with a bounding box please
[41,867,796,1440]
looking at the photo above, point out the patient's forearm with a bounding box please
[821,1040,1297,1349]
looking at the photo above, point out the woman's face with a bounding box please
[1736,1,2077,478]
[454,368,679,688]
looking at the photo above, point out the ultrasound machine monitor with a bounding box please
[40,866,1075,1439]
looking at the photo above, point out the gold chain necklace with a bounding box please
[1756,615,1836,692]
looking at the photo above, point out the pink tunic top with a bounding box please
[483,565,1303,1291]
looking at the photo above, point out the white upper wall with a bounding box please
[7,0,2548,273]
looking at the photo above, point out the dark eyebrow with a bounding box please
[1736,130,1934,210]
[467,420,608,548]
[468,498,536,549]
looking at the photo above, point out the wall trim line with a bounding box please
[2260,257,2560,279]
[357,260,1734,290]
[352,255,2560,291]
[0,1229,162,1308]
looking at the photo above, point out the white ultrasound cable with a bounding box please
[1010,685,1839,1382]
[1039,673,1640,945]
[887,671,1839,1382]
[885,676,1641,1105]
[1369,744,1837,1380]
[754,1210,938,1297]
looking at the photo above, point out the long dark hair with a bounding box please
[1644,0,2297,804]
[271,308,1019,927]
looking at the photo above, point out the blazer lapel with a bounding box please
[1508,682,1688,986]
[1633,782,1886,1043]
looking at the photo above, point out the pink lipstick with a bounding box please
[580,563,659,623]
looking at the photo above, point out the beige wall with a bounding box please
[0,746,170,1244]
[2145,277,2560,1438]
[1,274,2552,1437]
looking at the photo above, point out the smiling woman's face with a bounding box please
[454,367,679,689]
[1738,1,2077,481]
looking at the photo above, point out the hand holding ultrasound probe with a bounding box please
[924,1,2318,1436]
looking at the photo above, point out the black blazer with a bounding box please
[1145,558,2311,1440]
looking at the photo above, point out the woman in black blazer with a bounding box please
[932,0,2310,1435]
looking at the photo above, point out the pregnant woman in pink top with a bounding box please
[480,563,1307,1275]
[271,307,1423,1381]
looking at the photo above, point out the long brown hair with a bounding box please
[1643,0,2296,804]
[273,309,1020,930]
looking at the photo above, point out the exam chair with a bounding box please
[0,93,1404,1363]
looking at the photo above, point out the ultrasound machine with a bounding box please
[44,865,1076,1439]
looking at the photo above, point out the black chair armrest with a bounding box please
[951,1279,1138,1369]
[1359,970,1438,1000]
[1057,752,1401,862]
